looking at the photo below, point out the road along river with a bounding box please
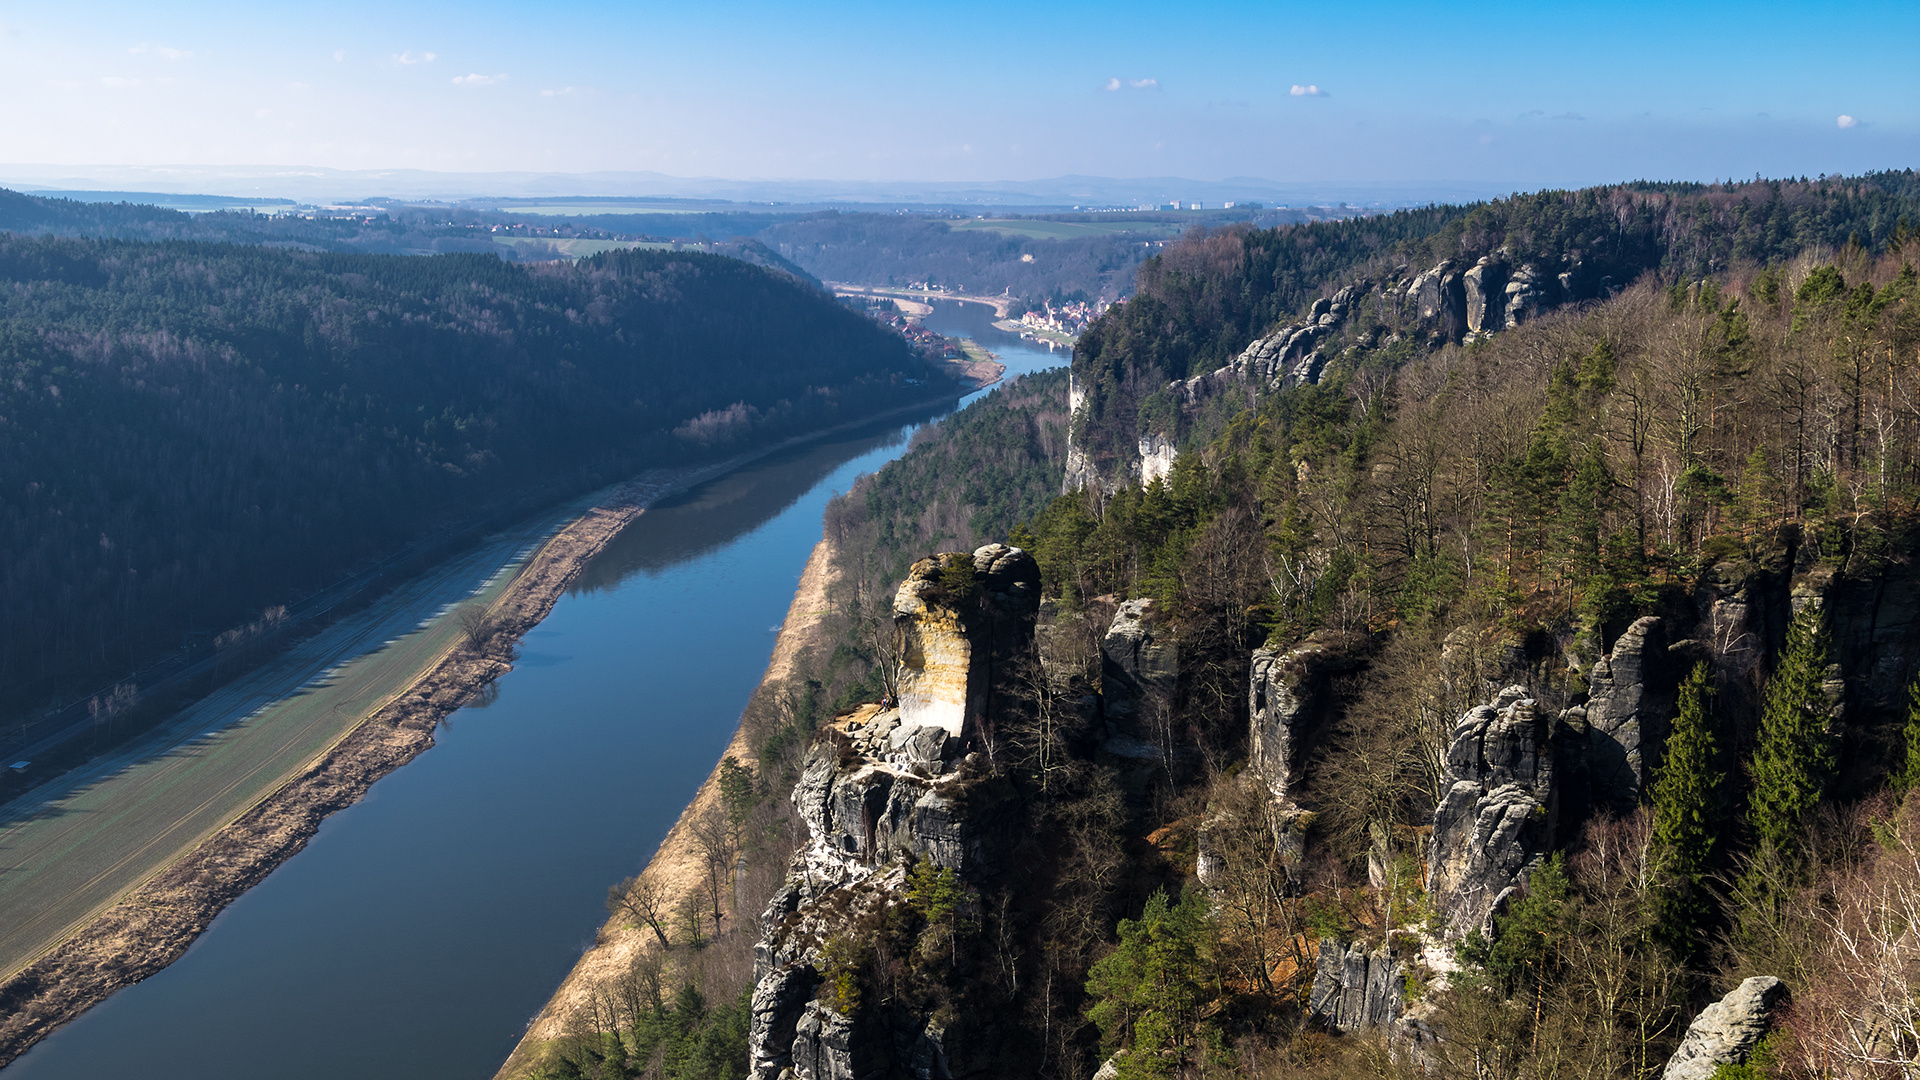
[2,302,1061,1079]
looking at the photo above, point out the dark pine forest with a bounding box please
[0,237,953,717]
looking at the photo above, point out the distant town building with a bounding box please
[1016,297,1109,341]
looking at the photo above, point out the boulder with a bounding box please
[1661,977,1787,1080]
[1427,686,1559,938]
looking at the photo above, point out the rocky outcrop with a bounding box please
[790,719,1001,870]
[894,544,1041,745]
[1067,252,1590,492]
[1504,264,1547,327]
[764,995,967,1080]
[1428,686,1560,938]
[1566,617,1675,815]
[750,738,1010,1079]
[748,545,1038,1080]
[1661,977,1787,1080]
[1404,263,1468,342]
[1249,638,1359,802]
[1463,255,1507,336]
[1309,939,1405,1033]
[1207,281,1371,397]
[1139,434,1177,485]
[1822,565,1920,714]
[1062,371,1108,495]
[1101,599,1177,727]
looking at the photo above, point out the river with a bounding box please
[2,301,1063,1079]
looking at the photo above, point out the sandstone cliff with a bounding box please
[746,544,1039,1080]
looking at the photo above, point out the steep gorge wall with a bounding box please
[747,544,1039,1080]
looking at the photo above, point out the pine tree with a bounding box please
[1891,677,1920,796]
[1578,340,1617,396]
[1559,440,1612,579]
[1649,662,1723,956]
[1747,604,1838,861]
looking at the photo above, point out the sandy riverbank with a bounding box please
[492,538,839,1079]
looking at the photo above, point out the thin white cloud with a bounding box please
[1103,77,1121,91]
[101,76,138,88]
[333,49,347,62]
[1837,114,1858,129]
[541,86,578,97]
[1289,84,1327,97]
[254,108,272,118]
[1130,78,1158,90]
[394,50,436,65]
[451,73,505,85]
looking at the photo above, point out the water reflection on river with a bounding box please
[3,302,1062,1080]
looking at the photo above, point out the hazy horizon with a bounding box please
[0,164,1567,207]
[1,0,1911,194]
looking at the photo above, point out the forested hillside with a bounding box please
[1071,171,1920,474]
[529,169,1920,1080]
[1001,223,1920,1080]
[0,237,952,719]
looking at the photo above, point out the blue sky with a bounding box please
[1,0,1913,187]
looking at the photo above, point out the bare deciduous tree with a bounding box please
[457,602,498,649]
[1787,799,1920,1079]
[606,873,673,949]
[690,803,740,929]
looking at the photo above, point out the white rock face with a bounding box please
[892,544,1041,743]
[893,553,975,739]
[1139,433,1177,484]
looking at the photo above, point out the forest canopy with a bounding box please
[0,236,953,714]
